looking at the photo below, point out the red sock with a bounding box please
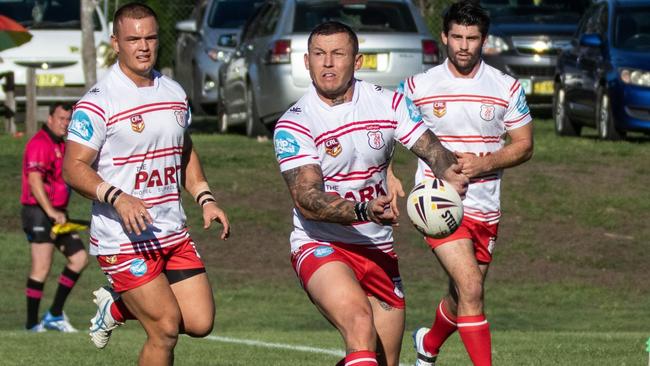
[344,350,377,366]
[109,298,134,323]
[457,314,491,366]
[423,299,458,355]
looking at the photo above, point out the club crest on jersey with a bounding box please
[367,130,385,150]
[174,107,188,128]
[325,137,342,157]
[480,104,495,121]
[130,114,145,133]
[433,101,446,118]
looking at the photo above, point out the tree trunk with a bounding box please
[81,0,98,88]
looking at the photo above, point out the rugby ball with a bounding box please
[406,178,463,239]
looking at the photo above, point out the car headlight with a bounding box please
[483,35,509,55]
[619,68,650,87]
[96,42,117,68]
[206,48,231,62]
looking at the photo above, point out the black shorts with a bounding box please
[21,205,85,257]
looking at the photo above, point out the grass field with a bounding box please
[0,120,648,365]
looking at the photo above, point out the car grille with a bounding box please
[508,65,555,77]
[511,36,571,56]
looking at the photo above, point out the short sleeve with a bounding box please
[392,90,428,149]
[504,82,533,130]
[24,138,51,175]
[67,99,107,151]
[273,119,320,172]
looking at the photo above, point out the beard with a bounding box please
[448,49,482,76]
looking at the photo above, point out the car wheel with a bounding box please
[596,88,624,141]
[245,86,267,137]
[191,66,206,116]
[216,98,228,134]
[553,85,581,136]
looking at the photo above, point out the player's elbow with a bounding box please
[295,203,319,220]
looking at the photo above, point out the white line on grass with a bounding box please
[205,335,408,366]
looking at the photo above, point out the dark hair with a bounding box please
[49,102,72,115]
[113,2,158,35]
[308,21,359,55]
[443,0,490,37]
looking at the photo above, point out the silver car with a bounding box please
[174,0,264,115]
[219,0,439,136]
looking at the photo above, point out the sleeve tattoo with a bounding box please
[281,164,356,223]
[410,130,457,177]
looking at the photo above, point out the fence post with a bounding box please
[1,71,17,135]
[25,67,38,137]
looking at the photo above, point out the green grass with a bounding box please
[0,120,648,365]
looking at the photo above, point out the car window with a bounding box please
[293,1,417,33]
[254,3,281,37]
[240,2,272,41]
[207,0,264,29]
[0,0,101,30]
[480,0,590,16]
[597,4,608,38]
[613,5,650,51]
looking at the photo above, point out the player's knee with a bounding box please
[341,307,375,342]
[68,251,88,271]
[149,319,180,348]
[184,317,214,338]
[457,280,484,304]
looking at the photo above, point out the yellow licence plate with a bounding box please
[533,80,554,95]
[36,74,65,87]
[361,54,377,70]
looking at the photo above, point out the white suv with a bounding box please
[0,0,111,104]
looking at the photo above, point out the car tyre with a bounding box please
[553,85,581,136]
[245,86,267,137]
[596,88,624,141]
[191,66,206,116]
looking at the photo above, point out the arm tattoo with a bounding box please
[410,130,457,177]
[378,300,394,311]
[282,164,356,223]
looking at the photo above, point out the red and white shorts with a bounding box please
[291,242,405,309]
[96,238,205,292]
[425,216,499,264]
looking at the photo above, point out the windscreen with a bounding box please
[480,0,590,17]
[613,6,650,51]
[294,1,417,33]
[207,0,264,28]
[0,0,101,30]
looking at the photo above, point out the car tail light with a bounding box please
[422,39,438,64]
[268,39,291,64]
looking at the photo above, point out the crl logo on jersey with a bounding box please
[433,101,446,118]
[69,110,94,141]
[129,259,148,277]
[275,130,300,159]
[324,137,342,157]
[130,114,145,133]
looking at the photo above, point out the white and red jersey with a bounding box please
[67,63,191,255]
[403,60,532,224]
[274,80,428,253]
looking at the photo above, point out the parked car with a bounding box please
[479,0,591,108]
[553,0,650,140]
[219,0,440,136]
[174,0,264,116]
[0,0,111,104]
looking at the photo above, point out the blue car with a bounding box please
[553,0,650,140]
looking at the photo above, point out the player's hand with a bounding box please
[386,170,405,218]
[454,151,488,178]
[367,194,398,226]
[47,209,67,225]
[113,194,153,236]
[202,202,230,240]
[442,163,469,198]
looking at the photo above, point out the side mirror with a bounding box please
[218,34,238,48]
[175,19,197,33]
[579,33,602,48]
